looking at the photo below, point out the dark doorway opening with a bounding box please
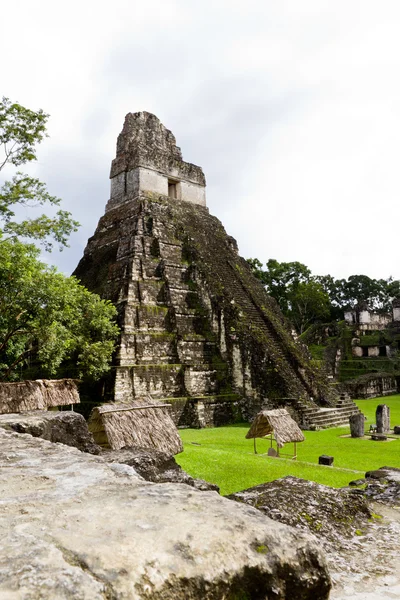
[168,180,177,198]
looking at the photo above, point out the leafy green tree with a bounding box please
[0,97,79,250]
[248,258,311,314]
[0,240,119,381]
[247,257,400,332]
[290,281,331,334]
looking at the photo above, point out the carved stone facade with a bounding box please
[74,113,333,427]
[107,112,206,213]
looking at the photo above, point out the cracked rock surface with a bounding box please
[0,410,100,454]
[102,446,220,492]
[229,475,400,600]
[0,429,330,599]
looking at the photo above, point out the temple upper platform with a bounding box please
[106,112,206,212]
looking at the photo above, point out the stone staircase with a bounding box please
[225,262,315,400]
[296,394,361,430]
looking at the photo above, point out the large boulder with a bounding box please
[103,446,219,492]
[0,410,100,454]
[0,429,331,599]
[228,476,372,550]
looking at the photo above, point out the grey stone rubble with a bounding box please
[102,446,219,492]
[0,410,100,454]
[0,429,331,599]
[228,476,373,555]
[331,503,400,600]
[363,467,400,505]
[228,475,400,599]
[0,410,220,491]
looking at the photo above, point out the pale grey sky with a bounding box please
[2,0,400,280]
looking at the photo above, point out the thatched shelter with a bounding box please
[246,408,305,458]
[0,379,80,415]
[88,398,183,455]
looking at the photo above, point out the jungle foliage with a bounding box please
[0,98,118,381]
[248,257,400,334]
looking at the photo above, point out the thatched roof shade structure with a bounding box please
[0,379,80,415]
[246,408,305,458]
[88,399,183,455]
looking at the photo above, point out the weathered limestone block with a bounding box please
[166,397,199,427]
[0,411,100,454]
[136,305,169,330]
[376,404,390,433]
[0,430,331,599]
[158,241,182,263]
[349,412,365,438]
[184,367,218,395]
[228,476,372,552]
[174,313,201,334]
[134,332,178,362]
[162,264,186,285]
[132,365,184,398]
[177,339,214,364]
[103,446,219,491]
[364,466,400,505]
[138,280,165,304]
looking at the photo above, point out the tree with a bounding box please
[248,256,400,332]
[0,97,79,250]
[290,281,331,334]
[0,240,119,381]
[248,258,311,315]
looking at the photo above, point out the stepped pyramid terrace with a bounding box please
[74,111,351,428]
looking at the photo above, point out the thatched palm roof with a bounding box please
[0,379,80,415]
[88,398,183,455]
[246,408,305,448]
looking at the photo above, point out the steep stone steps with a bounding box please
[299,402,361,430]
[224,265,311,397]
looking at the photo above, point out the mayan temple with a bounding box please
[74,112,337,427]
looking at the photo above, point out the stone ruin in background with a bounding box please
[74,112,335,426]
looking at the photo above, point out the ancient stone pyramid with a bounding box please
[74,112,333,427]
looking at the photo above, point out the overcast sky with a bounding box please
[2,1,400,280]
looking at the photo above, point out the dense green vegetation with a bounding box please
[247,257,400,333]
[0,98,119,381]
[0,241,119,380]
[0,97,79,249]
[176,396,400,495]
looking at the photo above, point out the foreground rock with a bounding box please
[364,466,400,505]
[228,476,372,551]
[228,475,400,599]
[0,429,330,599]
[103,446,219,492]
[0,410,100,454]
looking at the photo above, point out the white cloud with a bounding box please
[2,0,400,279]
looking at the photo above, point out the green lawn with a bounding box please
[175,396,400,496]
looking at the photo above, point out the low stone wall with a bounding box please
[343,374,399,399]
